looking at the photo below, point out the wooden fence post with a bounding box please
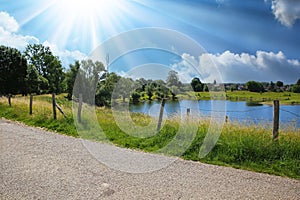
[78,93,83,123]
[29,94,33,115]
[273,100,280,140]
[187,108,190,117]
[8,94,11,106]
[52,93,57,120]
[157,98,166,131]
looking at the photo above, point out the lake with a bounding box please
[129,100,300,128]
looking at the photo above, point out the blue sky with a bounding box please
[0,0,300,83]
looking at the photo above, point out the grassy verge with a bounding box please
[1,94,299,179]
[182,91,300,104]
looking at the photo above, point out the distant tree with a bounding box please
[145,83,155,100]
[65,61,80,100]
[0,46,27,95]
[73,59,105,104]
[292,85,300,93]
[131,92,141,103]
[24,44,64,94]
[246,81,264,92]
[191,77,203,92]
[116,77,135,102]
[95,72,120,107]
[269,81,275,91]
[166,70,181,88]
[26,64,48,94]
[276,81,284,87]
[203,84,209,92]
[292,79,300,93]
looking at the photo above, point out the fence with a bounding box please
[3,94,300,141]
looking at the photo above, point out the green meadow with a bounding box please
[0,94,299,179]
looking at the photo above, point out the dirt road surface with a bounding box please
[1,120,299,199]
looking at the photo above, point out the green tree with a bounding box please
[73,59,105,104]
[246,81,264,92]
[26,64,48,94]
[166,70,181,88]
[131,92,141,103]
[116,77,135,102]
[276,81,284,87]
[269,81,275,91]
[0,46,27,95]
[191,77,203,92]
[65,61,80,100]
[24,44,64,94]
[95,72,120,107]
[292,79,300,93]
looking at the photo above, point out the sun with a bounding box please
[58,0,120,18]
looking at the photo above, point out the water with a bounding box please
[129,100,300,128]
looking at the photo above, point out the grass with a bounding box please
[0,94,299,179]
[183,91,300,104]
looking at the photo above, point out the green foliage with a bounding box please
[1,95,300,178]
[114,77,135,102]
[95,72,120,107]
[24,44,65,94]
[191,77,203,92]
[131,92,141,102]
[276,80,283,87]
[0,45,27,95]
[292,85,300,93]
[292,79,300,93]
[246,81,265,92]
[72,59,106,104]
[0,95,300,178]
[65,61,80,100]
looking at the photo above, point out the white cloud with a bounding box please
[0,27,39,50]
[0,11,19,32]
[0,12,39,50]
[270,0,300,27]
[172,51,300,83]
[0,11,87,68]
[43,41,87,68]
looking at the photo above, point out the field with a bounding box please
[181,91,300,105]
[0,94,299,179]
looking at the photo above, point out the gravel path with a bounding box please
[1,119,299,199]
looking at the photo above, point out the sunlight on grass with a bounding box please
[0,94,299,179]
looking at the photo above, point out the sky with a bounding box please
[0,0,300,83]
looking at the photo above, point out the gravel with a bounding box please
[1,119,299,199]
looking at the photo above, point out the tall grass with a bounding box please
[0,95,299,179]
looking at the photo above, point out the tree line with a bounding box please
[1,44,299,107]
[0,44,64,95]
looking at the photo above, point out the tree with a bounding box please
[95,72,120,107]
[246,81,264,92]
[191,77,203,92]
[65,61,80,100]
[0,46,27,95]
[166,70,181,88]
[268,81,275,91]
[131,92,141,103]
[26,64,48,94]
[276,81,284,87]
[292,79,300,93]
[24,44,64,94]
[73,59,105,104]
[116,77,135,102]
